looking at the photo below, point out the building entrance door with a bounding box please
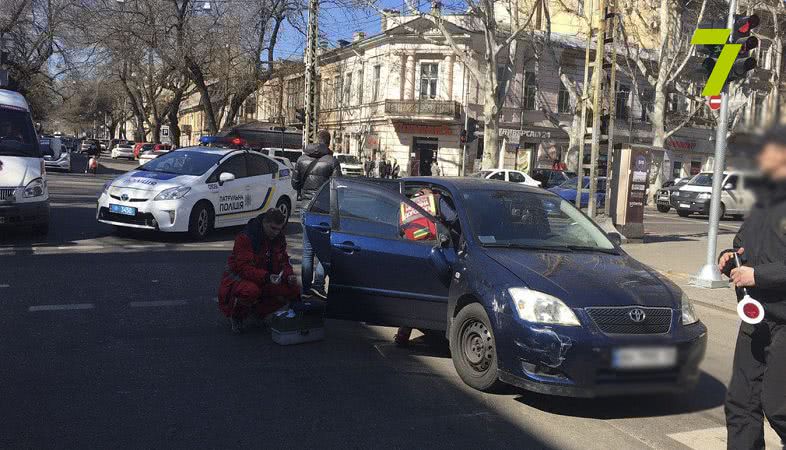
[412,137,438,176]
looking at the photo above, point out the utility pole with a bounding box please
[302,0,320,148]
[691,0,737,289]
[587,0,607,218]
[603,1,619,218]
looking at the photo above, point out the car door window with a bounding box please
[208,155,247,183]
[246,154,277,176]
[725,175,739,190]
[508,171,526,183]
[309,184,330,214]
[337,188,401,239]
[488,171,505,180]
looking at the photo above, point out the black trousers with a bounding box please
[725,319,786,449]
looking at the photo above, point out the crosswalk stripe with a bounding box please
[29,303,95,311]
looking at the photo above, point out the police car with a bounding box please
[96,147,296,239]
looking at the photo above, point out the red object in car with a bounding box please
[153,143,172,151]
[133,142,155,159]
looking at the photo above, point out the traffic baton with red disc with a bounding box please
[734,253,765,324]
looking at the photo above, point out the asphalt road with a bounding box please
[0,157,779,448]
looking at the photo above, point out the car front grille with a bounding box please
[675,191,698,200]
[98,207,157,227]
[109,194,148,202]
[0,188,16,201]
[585,307,672,335]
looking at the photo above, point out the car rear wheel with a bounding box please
[657,204,670,213]
[275,197,291,223]
[188,202,214,240]
[450,303,504,392]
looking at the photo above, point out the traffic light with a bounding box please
[294,108,305,124]
[466,118,478,143]
[728,14,759,81]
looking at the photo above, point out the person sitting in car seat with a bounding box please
[218,209,300,334]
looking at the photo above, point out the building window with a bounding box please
[420,63,439,99]
[616,83,630,120]
[523,71,537,111]
[344,72,353,105]
[357,70,364,104]
[558,83,571,113]
[754,93,765,125]
[672,161,683,179]
[640,90,653,122]
[335,75,342,106]
[372,65,381,101]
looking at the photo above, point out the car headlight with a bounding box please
[508,287,581,326]
[681,292,700,325]
[23,178,45,198]
[154,186,191,201]
[671,191,679,197]
[696,193,711,201]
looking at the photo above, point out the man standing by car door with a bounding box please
[293,130,342,298]
[720,125,786,449]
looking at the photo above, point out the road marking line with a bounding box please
[129,300,188,307]
[29,303,95,311]
[54,245,105,251]
[0,284,9,288]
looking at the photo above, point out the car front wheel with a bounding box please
[450,303,504,392]
[188,202,214,240]
[275,197,291,223]
[657,204,670,213]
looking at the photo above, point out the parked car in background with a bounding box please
[531,168,578,189]
[334,153,364,177]
[133,142,154,159]
[80,139,101,156]
[671,171,757,219]
[111,142,135,159]
[40,135,71,172]
[654,178,687,212]
[138,148,173,165]
[154,143,173,151]
[470,169,541,187]
[548,176,607,208]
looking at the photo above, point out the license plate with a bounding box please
[110,204,137,216]
[679,203,691,208]
[612,347,677,370]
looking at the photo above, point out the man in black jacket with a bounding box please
[292,130,341,298]
[720,125,786,449]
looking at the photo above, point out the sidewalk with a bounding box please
[623,235,739,313]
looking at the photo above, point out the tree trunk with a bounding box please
[482,87,499,169]
[567,113,583,171]
[134,114,146,142]
[188,60,219,135]
[151,120,162,144]
[651,81,667,147]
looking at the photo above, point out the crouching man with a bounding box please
[218,209,300,333]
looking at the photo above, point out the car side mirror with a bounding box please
[218,172,235,186]
[724,183,734,190]
[607,232,622,247]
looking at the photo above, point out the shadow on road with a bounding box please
[643,231,738,244]
[513,370,726,419]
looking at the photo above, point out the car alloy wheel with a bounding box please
[197,209,208,235]
[461,320,494,373]
[275,197,291,223]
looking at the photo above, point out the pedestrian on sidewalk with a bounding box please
[292,130,341,299]
[217,209,300,334]
[720,124,786,449]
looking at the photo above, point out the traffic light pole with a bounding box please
[691,0,736,289]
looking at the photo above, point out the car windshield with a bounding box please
[688,173,713,186]
[462,190,615,251]
[0,107,40,157]
[337,154,360,164]
[139,150,223,176]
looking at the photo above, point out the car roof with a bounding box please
[0,89,30,111]
[402,176,548,194]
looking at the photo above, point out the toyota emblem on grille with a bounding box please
[121,193,129,201]
[629,308,646,323]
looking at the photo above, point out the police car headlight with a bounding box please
[509,287,580,326]
[681,292,699,325]
[696,193,711,201]
[23,178,45,198]
[154,186,191,201]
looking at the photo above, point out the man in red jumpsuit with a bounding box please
[218,209,300,334]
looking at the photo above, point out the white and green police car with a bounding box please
[97,147,296,239]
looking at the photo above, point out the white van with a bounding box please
[671,171,757,219]
[0,89,50,234]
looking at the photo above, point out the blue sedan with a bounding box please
[548,176,607,208]
[303,177,706,397]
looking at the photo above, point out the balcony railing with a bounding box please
[384,99,460,118]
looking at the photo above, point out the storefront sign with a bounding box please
[664,138,697,151]
[394,123,453,135]
[500,128,553,141]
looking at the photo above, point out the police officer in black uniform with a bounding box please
[720,125,786,449]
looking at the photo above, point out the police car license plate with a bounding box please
[612,347,677,370]
[110,204,137,216]
[679,203,691,209]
